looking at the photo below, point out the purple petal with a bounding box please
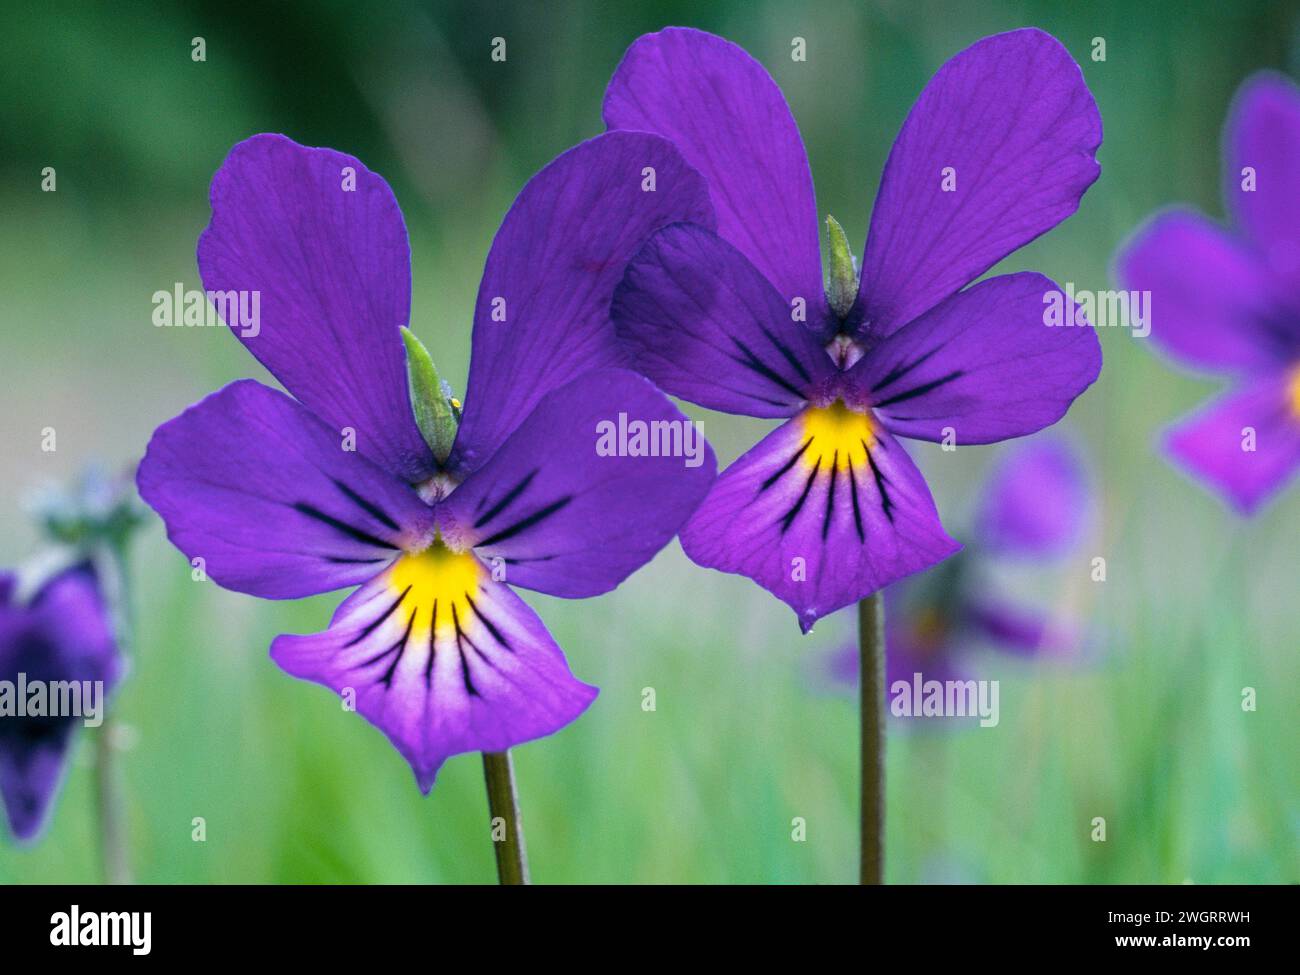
[198,134,434,482]
[974,438,1088,557]
[0,565,120,841]
[443,369,716,598]
[1117,210,1295,372]
[612,223,836,418]
[270,551,597,792]
[857,29,1101,338]
[137,380,437,599]
[679,411,959,633]
[848,273,1101,444]
[1163,372,1300,514]
[1226,73,1300,290]
[964,597,1077,658]
[603,28,826,321]
[29,565,123,687]
[448,132,714,475]
[0,730,71,843]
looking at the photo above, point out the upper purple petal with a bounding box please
[856,28,1101,338]
[137,380,437,599]
[603,28,827,322]
[612,223,837,418]
[1117,210,1296,373]
[974,438,1088,557]
[1225,72,1300,291]
[197,134,435,482]
[848,273,1102,444]
[443,369,716,598]
[448,132,714,476]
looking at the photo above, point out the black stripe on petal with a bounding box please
[846,458,865,543]
[376,607,418,688]
[293,502,396,550]
[759,438,813,493]
[465,593,511,652]
[822,452,838,540]
[455,608,501,678]
[872,370,964,410]
[780,460,821,534]
[726,336,807,400]
[451,604,479,698]
[759,324,812,385]
[343,585,411,648]
[330,477,401,532]
[866,447,895,524]
[474,469,539,527]
[425,600,438,688]
[476,496,573,548]
[870,346,942,395]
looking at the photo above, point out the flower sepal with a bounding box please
[402,327,461,465]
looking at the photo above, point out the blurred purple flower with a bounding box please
[827,439,1087,695]
[137,133,716,791]
[607,27,1103,632]
[1118,73,1300,513]
[0,564,122,841]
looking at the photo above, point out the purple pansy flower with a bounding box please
[1118,73,1300,513]
[827,439,1087,698]
[0,564,122,840]
[137,132,717,791]
[606,27,1103,632]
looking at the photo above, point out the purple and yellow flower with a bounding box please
[0,564,122,840]
[137,132,717,791]
[827,438,1088,697]
[607,27,1103,632]
[1118,73,1300,513]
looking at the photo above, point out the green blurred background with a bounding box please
[1,0,1297,883]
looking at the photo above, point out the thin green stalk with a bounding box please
[858,591,885,884]
[94,725,131,885]
[97,539,133,885]
[482,750,529,884]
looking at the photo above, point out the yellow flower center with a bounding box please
[798,400,876,473]
[1289,366,1300,419]
[388,539,482,638]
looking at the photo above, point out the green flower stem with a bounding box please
[94,724,131,885]
[858,590,885,885]
[482,750,529,884]
[97,538,133,885]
